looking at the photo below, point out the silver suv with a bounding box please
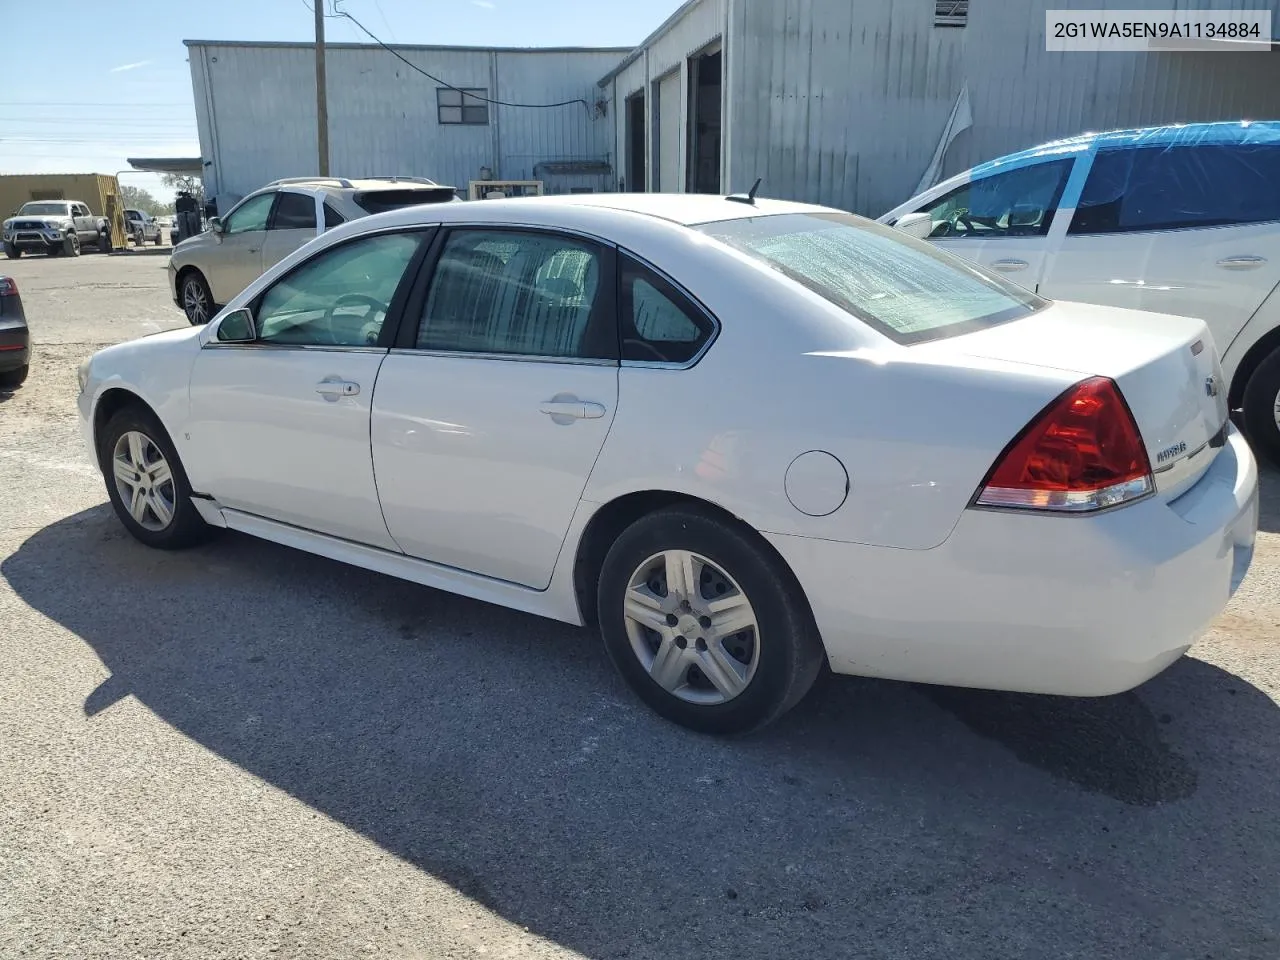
[168,176,458,324]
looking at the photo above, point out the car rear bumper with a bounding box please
[767,425,1259,697]
[0,318,29,371]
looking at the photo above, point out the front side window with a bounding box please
[271,192,317,231]
[1069,144,1280,235]
[698,213,1045,345]
[437,87,489,125]
[620,255,713,364]
[224,193,275,235]
[417,229,611,359]
[916,158,1074,239]
[254,232,422,347]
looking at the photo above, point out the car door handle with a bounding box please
[1217,256,1267,270]
[989,258,1029,272]
[540,399,606,420]
[316,379,360,400]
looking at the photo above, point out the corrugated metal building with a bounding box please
[601,0,1280,215]
[186,40,627,211]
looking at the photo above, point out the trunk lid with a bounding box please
[922,300,1229,497]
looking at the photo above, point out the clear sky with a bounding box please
[1,0,675,200]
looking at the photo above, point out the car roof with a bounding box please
[421,192,839,226]
[971,119,1280,177]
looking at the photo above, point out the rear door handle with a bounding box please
[1217,256,1267,270]
[989,258,1029,272]
[316,378,360,400]
[540,399,606,420]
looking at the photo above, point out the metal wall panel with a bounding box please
[598,0,727,193]
[187,42,626,207]
[657,71,683,190]
[727,0,1280,216]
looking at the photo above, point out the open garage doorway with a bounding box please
[626,91,647,192]
[687,44,722,194]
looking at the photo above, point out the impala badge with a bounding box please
[1157,441,1187,464]
[1205,375,1221,398]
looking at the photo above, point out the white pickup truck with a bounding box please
[2,200,110,258]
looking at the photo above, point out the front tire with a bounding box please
[597,507,825,734]
[63,233,80,257]
[99,405,212,549]
[1241,348,1280,467]
[3,244,18,260]
[180,271,215,325]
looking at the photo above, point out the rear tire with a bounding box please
[0,364,28,389]
[99,404,212,550]
[1241,347,1280,468]
[597,506,825,735]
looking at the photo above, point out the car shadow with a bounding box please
[1257,460,1280,534]
[4,506,1279,958]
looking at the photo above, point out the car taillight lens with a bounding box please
[0,277,15,296]
[975,376,1153,513]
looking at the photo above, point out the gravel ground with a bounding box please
[1,253,1278,959]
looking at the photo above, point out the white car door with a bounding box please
[371,227,619,589]
[203,192,275,304]
[1042,142,1280,355]
[261,190,321,272]
[186,229,429,549]
[901,157,1079,293]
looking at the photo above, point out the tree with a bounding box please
[119,185,170,217]
[161,173,204,200]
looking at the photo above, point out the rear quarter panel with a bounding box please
[581,228,1080,550]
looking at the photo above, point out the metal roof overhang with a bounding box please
[126,157,206,176]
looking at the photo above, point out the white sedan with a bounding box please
[77,194,1259,733]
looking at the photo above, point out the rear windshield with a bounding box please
[354,188,458,215]
[18,202,69,216]
[696,212,1045,344]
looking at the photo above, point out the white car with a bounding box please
[77,194,1259,734]
[879,121,1280,464]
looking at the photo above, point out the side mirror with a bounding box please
[892,211,935,240]
[209,217,224,235]
[215,307,256,343]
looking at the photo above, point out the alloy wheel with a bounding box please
[622,550,760,705]
[183,278,209,324]
[112,430,177,532]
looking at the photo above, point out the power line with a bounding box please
[330,2,594,116]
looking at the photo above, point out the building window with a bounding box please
[437,87,490,125]
[935,1,968,27]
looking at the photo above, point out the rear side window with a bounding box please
[355,187,457,215]
[698,213,1044,345]
[417,229,613,359]
[1070,144,1280,234]
[915,159,1074,239]
[323,202,346,228]
[620,255,714,364]
[271,192,316,230]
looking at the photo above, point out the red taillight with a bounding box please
[0,277,15,296]
[975,376,1153,513]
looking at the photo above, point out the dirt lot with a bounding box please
[2,252,1279,959]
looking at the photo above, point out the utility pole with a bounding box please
[315,0,329,176]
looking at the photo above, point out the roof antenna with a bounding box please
[726,177,763,205]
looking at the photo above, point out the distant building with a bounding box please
[185,40,627,213]
[187,0,1280,217]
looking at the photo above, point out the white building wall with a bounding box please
[600,0,727,193]
[187,41,626,209]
